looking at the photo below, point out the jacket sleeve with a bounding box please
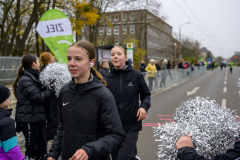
[81,92,126,159]
[145,64,150,72]
[0,118,24,160]
[178,141,240,160]
[48,98,63,160]
[20,78,53,104]
[139,74,151,112]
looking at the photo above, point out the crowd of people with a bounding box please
[0,40,239,160]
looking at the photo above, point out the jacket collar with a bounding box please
[23,70,39,82]
[0,108,12,120]
[68,74,104,95]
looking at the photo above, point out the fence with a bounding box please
[144,66,207,92]
[0,56,22,85]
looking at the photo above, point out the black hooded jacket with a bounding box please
[177,142,240,160]
[41,65,59,141]
[15,71,53,124]
[48,75,126,160]
[98,67,109,77]
[104,63,151,133]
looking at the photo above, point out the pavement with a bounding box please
[137,66,240,159]
[8,66,240,159]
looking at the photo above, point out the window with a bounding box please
[115,40,119,45]
[107,16,111,21]
[130,13,135,20]
[130,25,135,34]
[122,14,127,20]
[114,15,119,21]
[107,27,111,35]
[122,26,127,34]
[114,26,119,35]
[99,27,104,35]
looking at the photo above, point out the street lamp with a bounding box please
[174,42,177,63]
[179,22,191,60]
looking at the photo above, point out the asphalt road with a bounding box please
[137,66,240,159]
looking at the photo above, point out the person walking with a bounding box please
[139,60,146,77]
[145,59,157,91]
[220,62,223,71]
[48,40,126,160]
[229,61,234,73]
[0,85,25,160]
[178,60,184,82]
[98,61,109,76]
[13,54,54,160]
[104,46,151,160]
[39,52,59,152]
[167,60,173,79]
[154,60,161,85]
[160,59,168,88]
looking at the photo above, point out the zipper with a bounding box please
[73,86,78,150]
[120,72,122,116]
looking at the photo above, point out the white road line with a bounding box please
[221,99,226,109]
[224,81,227,84]
[223,87,227,93]
[225,77,227,80]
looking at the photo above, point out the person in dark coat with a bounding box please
[39,52,59,142]
[48,40,126,160]
[104,46,151,160]
[98,61,109,76]
[160,59,168,87]
[154,60,161,85]
[13,54,54,160]
[176,134,240,160]
[0,85,24,160]
[139,60,146,77]
[167,60,173,79]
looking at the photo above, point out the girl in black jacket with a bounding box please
[39,52,59,141]
[48,40,125,160]
[13,54,54,160]
[104,46,151,160]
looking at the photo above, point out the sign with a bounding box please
[127,43,133,65]
[36,9,74,64]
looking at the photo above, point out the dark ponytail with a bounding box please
[13,54,37,98]
[91,68,107,86]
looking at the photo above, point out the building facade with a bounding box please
[82,9,173,61]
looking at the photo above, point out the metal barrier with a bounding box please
[143,66,207,92]
[0,56,22,85]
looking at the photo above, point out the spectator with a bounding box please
[98,61,109,76]
[154,60,161,85]
[145,59,157,91]
[39,52,59,151]
[13,54,54,160]
[0,85,25,160]
[139,60,147,77]
[160,59,168,88]
[167,60,173,79]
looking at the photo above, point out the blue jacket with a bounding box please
[139,63,146,72]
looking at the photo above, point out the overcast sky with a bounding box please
[160,0,240,59]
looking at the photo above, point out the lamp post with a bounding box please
[179,22,191,60]
[174,42,176,63]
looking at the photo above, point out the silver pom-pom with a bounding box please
[39,62,72,97]
[154,97,240,159]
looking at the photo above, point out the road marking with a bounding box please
[225,77,227,80]
[187,87,200,96]
[221,99,226,108]
[224,81,227,84]
[223,87,227,93]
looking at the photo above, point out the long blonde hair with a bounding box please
[69,40,107,86]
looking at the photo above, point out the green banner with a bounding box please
[36,9,73,64]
